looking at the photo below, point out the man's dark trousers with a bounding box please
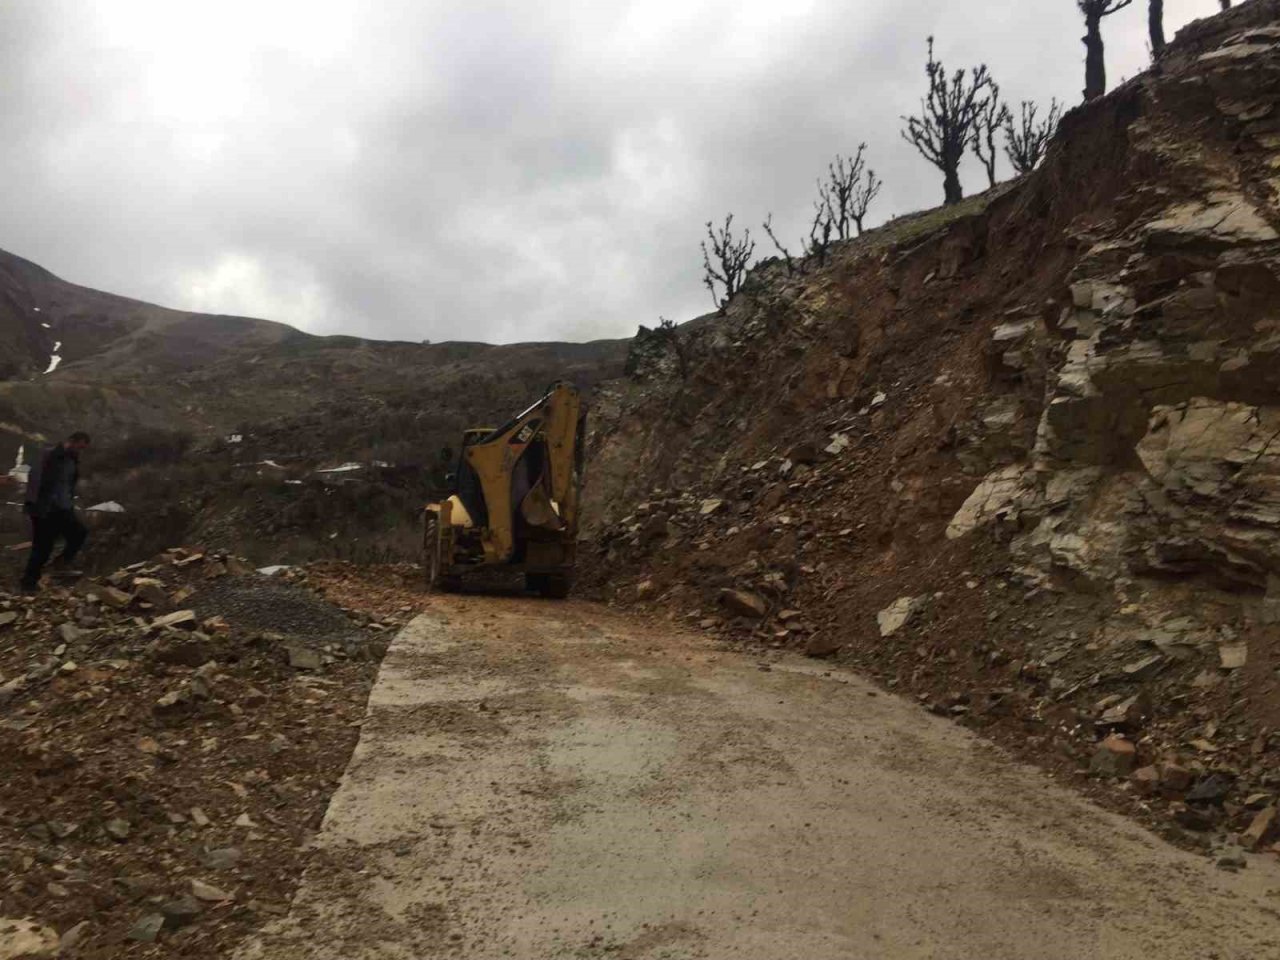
[21,509,87,590]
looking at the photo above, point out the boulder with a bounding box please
[824,434,851,456]
[718,589,768,619]
[1187,774,1233,805]
[153,688,192,718]
[0,918,58,958]
[876,596,927,638]
[637,515,670,546]
[287,646,324,671]
[190,879,232,902]
[56,623,83,645]
[1090,736,1137,777]
[225,557,255,576]
[803,634,841,658]
[189,664,217,701]
[202,615,231,634]
[149,634,212,668]
[946,465,1028,540]
[159,897,201,930]
[1240,806,1277,851]
[1130,765,1161,796]
[1219,643,1248,670]
[150,610,197,632]
[784,441,820,465]
[126,913,165,943]
[200,847,242,870]
[131,578,171,609]
[1098,693,1151,731]
[1160,763,1194,793]
[58,921,90,951]
[97,585,133,609]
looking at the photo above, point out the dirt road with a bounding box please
[236,596,1280,959]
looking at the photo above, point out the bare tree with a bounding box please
[1149,0,1165,56]
[850,162,883,236]
[901,37,993,206]
[1078,1,1135,101]
[762,214,798,276]
[805,205,835,267]
[701,214,756,312]
[971,81,1012,189]
[1003,99,1063,175]
[817,145,883,239]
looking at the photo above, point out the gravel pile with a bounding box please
[190,576,361,643]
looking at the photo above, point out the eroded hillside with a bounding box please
[0,252,626,570]
[583,3,1280,844]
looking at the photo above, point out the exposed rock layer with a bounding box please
[583,3,1280,846]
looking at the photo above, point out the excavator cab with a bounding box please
[424,381,585,598]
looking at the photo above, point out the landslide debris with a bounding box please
[583,3,1280,858]
[0,549,414,957]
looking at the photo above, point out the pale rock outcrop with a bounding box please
[877,596,928,637]
[946,465,1030,540]
[1144,192,1279,245]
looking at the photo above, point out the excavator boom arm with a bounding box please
[459,381,583,565]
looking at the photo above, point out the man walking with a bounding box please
[20,431,91,594]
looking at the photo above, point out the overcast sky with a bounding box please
[0,0,1216,344]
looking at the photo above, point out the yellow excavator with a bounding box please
[423,381,585,597]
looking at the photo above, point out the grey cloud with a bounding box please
[0,0,1216,344]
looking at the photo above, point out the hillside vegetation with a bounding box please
[0,251,626,568]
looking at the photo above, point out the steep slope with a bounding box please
[584,3,1280,847]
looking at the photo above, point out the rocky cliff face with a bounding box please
[584,3,1280,845]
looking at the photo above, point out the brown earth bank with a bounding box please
[0,557,427,958]
[580,3,1280,855]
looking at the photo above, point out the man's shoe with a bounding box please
[50,564,84,579]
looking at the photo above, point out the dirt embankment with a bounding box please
[583,3,1280,852]
[0,556,427,958]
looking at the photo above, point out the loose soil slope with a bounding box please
[583,2,1280,850]
[0,555,430,958]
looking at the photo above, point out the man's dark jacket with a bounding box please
[23,445,79,518]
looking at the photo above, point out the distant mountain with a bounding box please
[0,248,297,382]
[0,246,627,448]
[0,246,630,567]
